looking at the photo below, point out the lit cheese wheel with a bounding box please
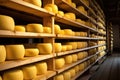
[54,43,62,53]
[71,3,76,8]
[78,52,84,60]
[54,24,61,34]
[25,48,39,57]
[43,27,51,33]
[75,32,80,36]
[72,31,75,36]
[0,76,2,80]
[65,0,72,4]
[26,23,43,33]
[64,13,76,20]
[64,55,72,64]
[72,54,78,62]
[77,42,83,49]
[15,25,25,32]
[66,45,72,51]
[6,45,25,60]
[35,62,47,75]
[55,58,65,69]
[64,29,73,36]
[22,65,37,79]
[57,11,64,16]
[59,30,64,35]
[37,43,52,54]
[44,4,58,14]
[23,0,42,7]
[79,63,85,71]
[83,52,88,58]
[44,6,52,12]
[55,74,64,80]
[0,15,15,31]
[61,45,67,52]
[74,65,79,73]
[76,19,82,24]
[77,6,86,14]
[63,71,71,80]
[3,69,23,80]
[69,69,75,77]
[0,45,6,62]
[66,42,77,50]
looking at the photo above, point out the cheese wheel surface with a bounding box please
[66,45,72,51]
[69,69,75,77]
[25,48,39,57]
[55,58,65,69]
[54,24,61,34]
[74,65,79,73]
[72,54,78,62]
[64,29,73,36]
[61,45,67,52]
[43,27,51,33]
[54,43,62,53]
[57,11,64,16]
[79,63,85,71]
[15,25,26,32]
[44,4,58,13]
[59,30,64,35]
[55,74,64,80]
[64,13,76,20]
[63,71,71,80]
[66,42,77,49]
[0,45,6,62]
[78,52,84,60]
[71,3,76,8]
[0,15,15,31]
[64,55,72,64]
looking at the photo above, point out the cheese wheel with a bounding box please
[44,6,52,12]
[43,27,51,33]
[71,3,76,8]
[72,54,78,62]
[84,61,87,68]
[76,19,82,24]
[6,45,25,60]
[0,45,6,62]
[65,0,72,4]
[0,76,2,80]
[25,48,39,57]
[69,69,75,77]
[66,42,77,50]
[63,71,71,80]
[37,43,52,54]
[15,25,25,32]
[77,6,87,15]
[77,42,83,49]
[75,32,80,36]
[66,45,72,51]
[55,58,65,69]
[79,63,85,71]
[3,69,23,80]
[23,0,42,7]
[74,65,79,73]
[35,62,47,75]
[78,52,84,60]
[55,74,64,80]
[22,65,37,79]
[61,45,67,52]
[59,30,64,35]
[57,11,64,16]
[64,29,73,36]
[26,24,43,33]
[0,15,15,31]
[64,55,72,64]
[84,52,88,58]
[54,43,62,53]
[54,24,61,34]
[64,13,76,20]
[44,4,58,14]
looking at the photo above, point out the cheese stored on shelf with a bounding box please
[64,55,72,64]
[22,65,37,79]
[55,58,65,69]
[63,71,71,80]
[15,25,26,32]
[66,45,72,51]
[66,42,77,50]
[55,74,64,80]
[43,27,51,33]
[71,3,76,8]
[54,43,62,53]
[0,45,6,62]
[0,76,2,80]
[78,52,84,60]
[64,13,76,20]
[0,15,15,31]
[6,45,25,60]
[3,69,23,80]
[79,63,85,71]
[25,48,39,57]
[74,65,79,73]
[26,24,43,33]
[59,30,64,35]
[37,43,52,54]
[54,24,61,34]
[63,29,73,36]
[72,54,78,62]
[61,45,67,52]
[57,11,64,16]
[69,69,75,77]
[35,62,47,75]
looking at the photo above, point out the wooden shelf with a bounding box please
[0,54,54,71]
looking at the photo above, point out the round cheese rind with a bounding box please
[54,24,61,34]
[54,43,62,53]
[64,55,72,64]
[43,27,51,33]
[63,71,71,80]
[0,45,6,62]
[57,11,64,16]
[15,25,25,32]
[61,45,67,52]
[55,74,64,80]
[25,48,39,57]
[55,58,65,69]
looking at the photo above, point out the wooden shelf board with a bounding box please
[0,54,54,71]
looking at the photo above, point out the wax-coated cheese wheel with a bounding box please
[44,4,58,14]
[0,76,2,80]
[77,42,83,49]
[43,27,51,33]
[79,63,85,71]
[25,48,39,57]
[57,11,64,16]
[61,45,67,52]
[78,52,84,60]
[72,54,78,62]
[71,3,76,8]
[54,43,62,53]
[55,58,65,69]
[64,13,76,20]
[35,62,47,75]
[22,65,37,79]
[75,32,80,36]
[59,30,64,35]
[6,45,25,60]
[0,15,15,31]
[55,74,64,80]
[3,69,23,80]
[0,45,6,62]
[64,29,73,36]
[23,0,42,7]
[74,65,79,73]
[15,25,25,32]
[64,55,72,64]
[84,52,88,58]
[69,69,75,77]
[26,24,43,33]
[63,71,71,80]
[37,43,52,54]
[44,6,52,12]
[66,45,72,51]
[77,6,87,15]
[66,42,77,50]
[54,24,61,34]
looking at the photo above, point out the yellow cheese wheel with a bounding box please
[64,29,73,36]
[65,0,72,4]
[55,74,64,80]
[55,58,65,69]
[3,69,23,80]
[75,32,80,36]
[22,65,37,79]
[43,27,51,33]
[64,55,72,64]
[69,69,75,77]
[84,52,88,58]
[63,71,71,80]
[54,43,62,53]
[77,42,83,49]
[15,25,25,32]
[76,19,82,24]
[74,65,79,73]
[6,45,25,60]
[64,13,76,20]
[0,76,2,80]
[44,6,52,12]
[77,6,87,15]
[35,62,47,75]
[26,23,43,33]
[25,48,39,57]
[61,45,67,52]
[71,3,76,8]
[66,42,77,50]
[72,54,78,62]
[57,11,64,16]
[37,43,52,54]
[66,45,72,51]
[54,24,61,34]
[23,0,42,7]
[0,45,6,62]
[0,15,15,31]
[78,52,84,60]
[44,4,58,14]
[79,63,85,71]
[59,30,64,35]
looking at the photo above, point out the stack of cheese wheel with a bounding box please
[64,55,73,64]
[3,69,23,80]
[64,13,76,20]
[54,24,61,34]
[54,74,64,80]
[72,54,78,62]
[77,6,87,15]
[68,69,76,78]
[23,0,42,7]
[35,62,47,75]
[63,71,71,80]
[54,43,62,53]
[37,43,52,55]
[6,44,25,60]
[0,45,6,62]
[0,15,15,31]
[43,27,51,33]
[66,42,77,50]
[44,4,58,14]
[15,25,26,32]
[22,65,37,79]
[25,48,39,57]
[91,24,96,29]
[55,58,65,69]
[99,51,105,57]
[26,23,43,33]
[79,62,85,71]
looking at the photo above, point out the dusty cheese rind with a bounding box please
[64,55,72,64]
[0,45,6,62]
[25,48,39,57]
[63,71,71,80]
[79,63,85,71]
